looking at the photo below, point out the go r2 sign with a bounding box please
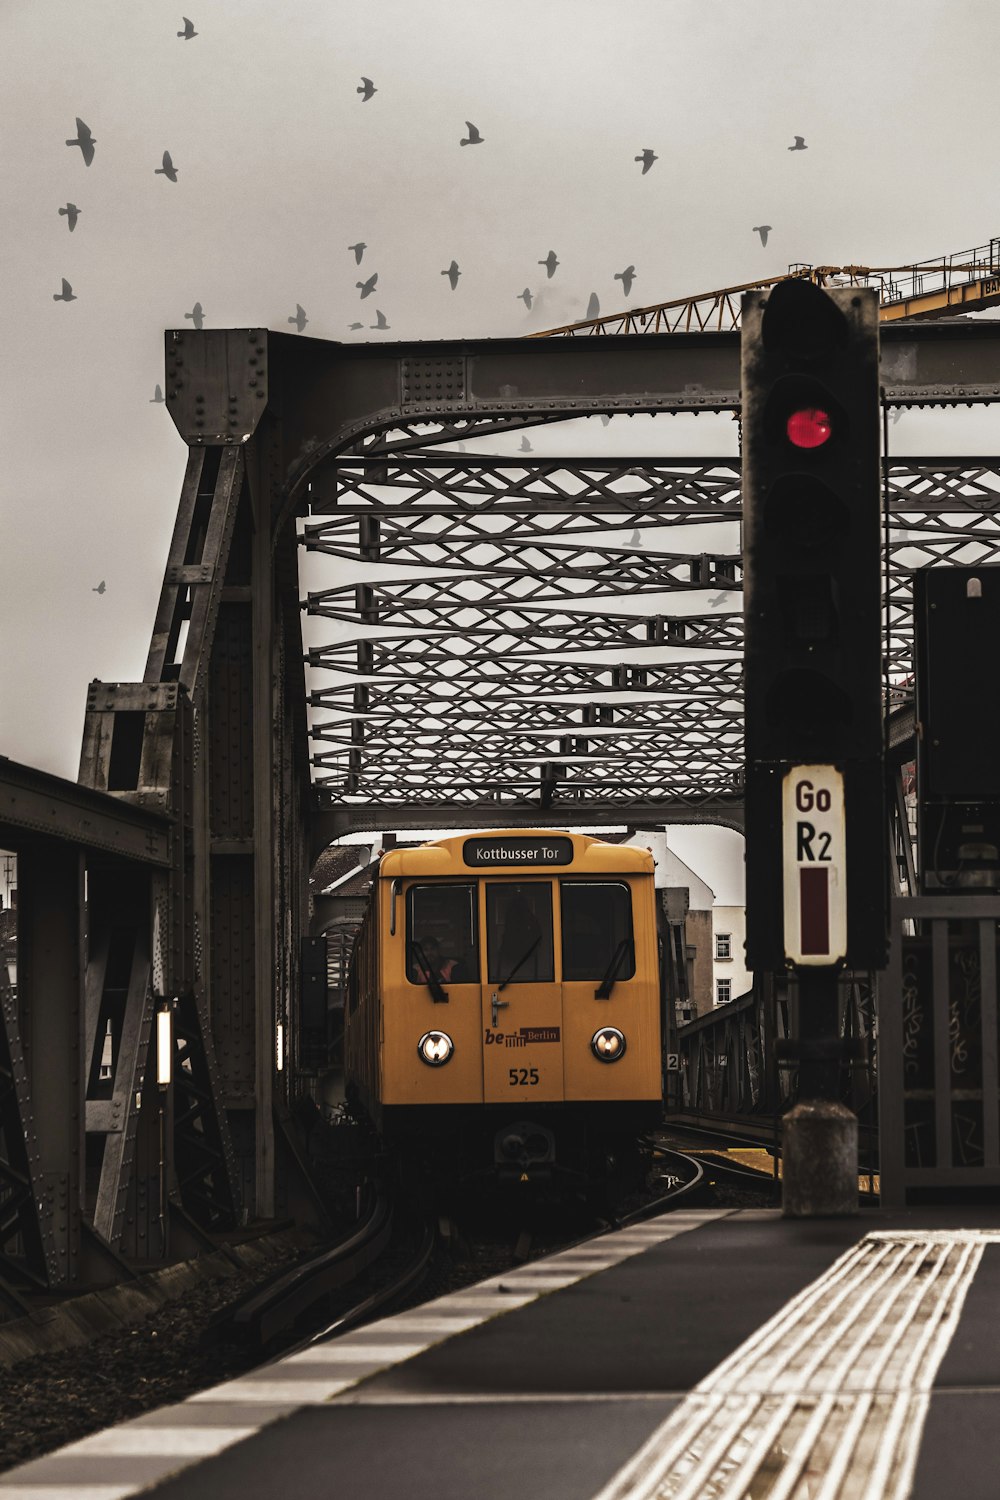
[781,765,847,967]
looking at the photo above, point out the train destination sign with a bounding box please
[781,765,847,967]
[463,836,574,866]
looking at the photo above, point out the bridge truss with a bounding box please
[5,318,1000,1291]
[304,452,1000,833]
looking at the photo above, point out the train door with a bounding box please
[481,879,564,1104]
[561,878,657,1101]
[400,880,483,1104]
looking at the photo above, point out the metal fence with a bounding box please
[880,894,1000,1205]
[673,974,878,1158]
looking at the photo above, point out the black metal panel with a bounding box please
[209,853,256,1104]
[915,566,1000,798]
[209,602,255,839]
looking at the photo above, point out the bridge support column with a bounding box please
[17,844,86,1284]
[782,971,858,1217]
[782,1101,858,1217]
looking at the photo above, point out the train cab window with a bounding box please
[561,883,635,982]
[486,883,554,984]
[406,884,478,984]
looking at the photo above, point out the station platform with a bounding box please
[3,1202,1000,1500]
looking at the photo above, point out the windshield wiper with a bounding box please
[409,941,448,1004]
[497,936,541,993]
[595,938,632,1000]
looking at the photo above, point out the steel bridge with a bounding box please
[4,315,1000,1295]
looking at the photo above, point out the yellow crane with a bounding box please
[532,236,1000,337]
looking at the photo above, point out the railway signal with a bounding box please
[741,279,887,974]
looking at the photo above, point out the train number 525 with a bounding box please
[509,1068,539,1086]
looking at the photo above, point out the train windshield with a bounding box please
[486,882,555,984]
[561,882,635,982]
[406,884,478,984]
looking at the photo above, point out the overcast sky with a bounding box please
[4,0,1000,903]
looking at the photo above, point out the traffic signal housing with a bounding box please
[742,279,887,971]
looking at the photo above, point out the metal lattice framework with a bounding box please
[303,453,1000,830]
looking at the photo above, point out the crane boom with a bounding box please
[532,236,1000,338]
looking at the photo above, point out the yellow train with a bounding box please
[343,830,665,1191]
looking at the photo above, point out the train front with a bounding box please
[374,830,664,1193]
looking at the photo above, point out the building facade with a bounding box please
[711,904,753,1007]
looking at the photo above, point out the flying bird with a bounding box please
[358,77,376,101]
[58,203,80,231]
[517,288,533,309]
[357,272,378,299]
[150,385,165,403]
[628,528,641,548]
[53,278,76,302]
[178,17,197,38]
[442,260,461,290]
[586,292,600,319]
[66,118,96,166]
[634,149,658,174]
[707,591,728,607]
[753,225,772,246]
[519,436,533,453]
[538,250,559,279]
[890,408,902,425]
[460,121,484,146]
[348,242,367,264]
[93,580,106,594]
[600,415,611,427]
[370,309,390,330]
[288,304,308,332]
[184,301,205,329]
[788,136,807,150]
[155,151,178,181]
[613,265,636,296]
[347,322,363,330]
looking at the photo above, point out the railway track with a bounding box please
[212,1186,433,1350]
[655,1126,879,1205]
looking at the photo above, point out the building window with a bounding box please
[716,978,732,1006]
[715,932,732,960]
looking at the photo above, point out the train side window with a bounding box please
[486,883,554,984]
[561,883,635,982]
[406,884,478,983]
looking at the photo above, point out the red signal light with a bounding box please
[786,407,832,449]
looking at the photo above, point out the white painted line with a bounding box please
[281,1344,425,1368]
[759,1393,837,1500]
[0,1488,135,1500]
[589,1231,989,1500]
[68,1426,255,1457]
[280,1340,428,1365]
[189,1377,354,1403]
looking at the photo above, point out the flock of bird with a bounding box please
[52,21,811,405]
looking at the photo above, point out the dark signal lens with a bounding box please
[786,407,832,449]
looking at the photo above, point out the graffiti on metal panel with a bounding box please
[901,949,927,1085]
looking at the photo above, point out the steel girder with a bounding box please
[164,323,1000,485]
[303,454,1000,830]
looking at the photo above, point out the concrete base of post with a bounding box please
[782,1100,858,1217]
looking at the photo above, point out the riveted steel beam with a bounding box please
[0,758,171,866]
[166,325,1000,522]
[311,793,745,847]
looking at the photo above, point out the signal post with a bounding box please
[741,280,888,1215]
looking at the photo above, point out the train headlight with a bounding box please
[418,1030,454,1066]
[591,1026,626,1062]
